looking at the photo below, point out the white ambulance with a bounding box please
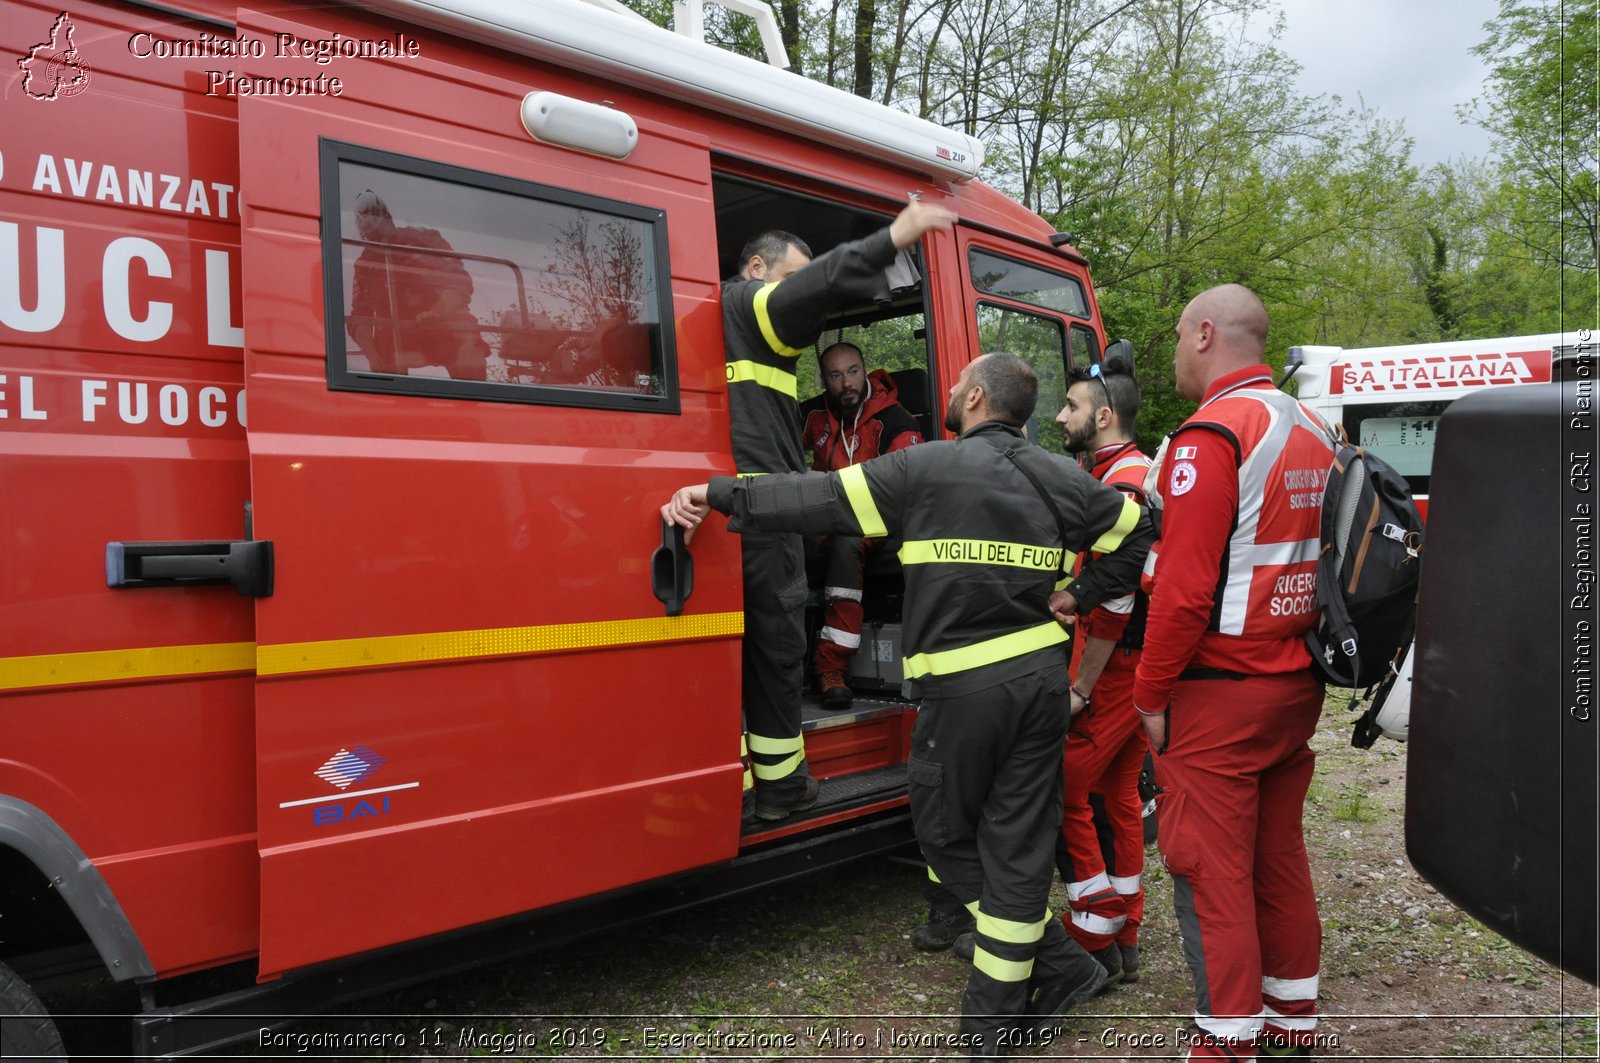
[1289,333,1584,742]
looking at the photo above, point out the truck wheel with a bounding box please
[0,959,66,1062]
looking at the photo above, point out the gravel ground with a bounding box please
[41,699,1600,1060]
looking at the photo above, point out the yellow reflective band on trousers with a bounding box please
[747,731,805,781]
[726,359,798,398]
[838,464,888,538]
[899,538,1073,573]
[973,947,1034,982]
[751,282,805,357]
[977,909,1050,944]
[902,621,1069,679]
[741,735,753,793]
[1089,496,1142,554]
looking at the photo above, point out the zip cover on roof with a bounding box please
[350,0,987,182]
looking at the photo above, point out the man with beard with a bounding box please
[1050,355,1154,987]
[663,353,1154,1056]
[800,341,924,709]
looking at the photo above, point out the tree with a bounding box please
[1463,0,1598,327]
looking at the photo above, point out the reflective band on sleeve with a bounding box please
[838,464,888,538]
[1066,872,1113,902]
[751,282,804,357]
[973,946,1033,983]
[976,910,1048,944]
[1089,496,1142,554]
[726,359,798,398]
[898,539,1071,572]
[902,621,1068,679]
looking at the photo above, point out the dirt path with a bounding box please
[303,698,1594,1061]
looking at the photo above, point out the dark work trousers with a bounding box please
[1155,671,1324,1058]
[908,661,1098,1053]
[740,530,810,800]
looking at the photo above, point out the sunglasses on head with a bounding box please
[1087,361,1113,411]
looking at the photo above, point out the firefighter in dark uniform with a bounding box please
[722,199,955,821]
[665,353,1156,1055]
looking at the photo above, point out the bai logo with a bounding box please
[18,12,92,101]
[277,744,420,826]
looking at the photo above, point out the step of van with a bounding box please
[741,693,916,839]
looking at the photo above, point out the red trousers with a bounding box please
[1058,647,1146,951]
[1154,671,1323,1059]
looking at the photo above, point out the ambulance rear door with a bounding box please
[234,5,743,977]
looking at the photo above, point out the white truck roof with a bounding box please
[357,0,987,182]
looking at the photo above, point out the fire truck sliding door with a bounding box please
[236,10,742,977]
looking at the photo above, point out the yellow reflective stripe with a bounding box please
[736,471,769,478]
[927,866,941,883]
[965,899,981,916]
[898,538,1073,572]
[902,621,1069,679]
[747,733,804,756]
[257,611,745,677]
[977,910,1049,944]
[838,464,888,538]
[973,946,1033,982]
[726,359,798,398]
[1090,496,1142,554]
[751,282,804,357]
[0,641,255,692]
[751,751,804,780]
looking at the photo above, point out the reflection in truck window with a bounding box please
[968,247,1089,317]
[324,144,677,411]
[347,188,490,378]
[977,303,1068,453]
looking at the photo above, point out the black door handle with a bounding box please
[650,518,694,616]
[107,540,273,597]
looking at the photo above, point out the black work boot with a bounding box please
[1118,942,1140,983]
[1087,942,1124,988]
[1024,922,1109,1037]
[753,774,820,821]
[912,908,976,952]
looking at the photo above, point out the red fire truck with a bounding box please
[0,0,1113,1054]
[1288,333,1581,743]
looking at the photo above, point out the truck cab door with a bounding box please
[234,7,743,976]
[943,227,1105,445]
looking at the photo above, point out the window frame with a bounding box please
[318,138,681,414]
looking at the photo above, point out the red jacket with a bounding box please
[1075,442,1153,647]
[801,369,922,470]
[1133,366,1336,712]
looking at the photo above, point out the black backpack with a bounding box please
[1305,427,1424,746]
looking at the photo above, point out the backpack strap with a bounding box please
[1001,446,1071,583]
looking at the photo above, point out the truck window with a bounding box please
[968,247,1089,317]
[1342,399,1451,495]
[321,141,678,412]
[977,303,1068,453]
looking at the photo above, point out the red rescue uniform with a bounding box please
[1134,366,1336,1059]
[1058,442,1152,958]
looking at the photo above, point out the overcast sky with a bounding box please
[1268,0,1502,167]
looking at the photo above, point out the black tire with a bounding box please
[0,959,66,1063]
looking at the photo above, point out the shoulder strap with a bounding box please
[1001,446,1071,581]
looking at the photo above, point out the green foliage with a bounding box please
[613,0,1593,440]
